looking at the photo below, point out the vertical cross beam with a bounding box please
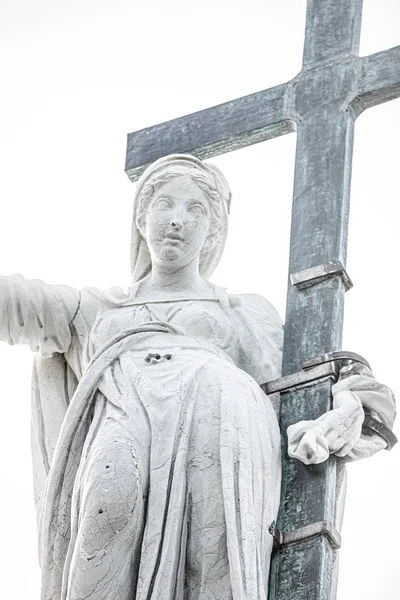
[269,2,362,599]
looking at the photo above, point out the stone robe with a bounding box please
[0,275,283,600]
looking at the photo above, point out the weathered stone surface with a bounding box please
[1,155,395,599]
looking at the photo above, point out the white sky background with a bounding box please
[0,0,399,598]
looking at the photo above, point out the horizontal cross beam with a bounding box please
[357,45,400,112]
[125,47,400,182]
[125,84,295,181]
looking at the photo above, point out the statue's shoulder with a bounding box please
[81,284,136,307]
[226,291,283,329]
[77,285,135,327]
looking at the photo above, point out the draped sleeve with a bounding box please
[229,293,283,385]
[333,366,396,462]
[1,277,106,529]
[0,274,80,357]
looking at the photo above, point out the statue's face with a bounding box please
[143,175,211,271]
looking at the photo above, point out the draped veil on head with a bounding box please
[131,154,232,282]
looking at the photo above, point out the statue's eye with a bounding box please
[155,197,172,210]
[188,203,206,215]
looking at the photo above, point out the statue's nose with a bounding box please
[170,219,182,230]
[170,208,184,229]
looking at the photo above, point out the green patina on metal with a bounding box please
[124,1,400,597]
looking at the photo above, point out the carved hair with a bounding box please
[135,165,225,253]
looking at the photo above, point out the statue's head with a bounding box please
[131,154,231,282]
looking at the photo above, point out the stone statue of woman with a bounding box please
[0,155,395,600]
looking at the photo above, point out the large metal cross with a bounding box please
[124,1,400,599]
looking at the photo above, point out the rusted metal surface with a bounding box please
[275,4,362,598]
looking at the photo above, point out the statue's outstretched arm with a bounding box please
[0,273,80,356]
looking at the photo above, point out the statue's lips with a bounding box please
[164,234,184,245]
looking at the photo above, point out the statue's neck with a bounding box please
[136,261,213,299]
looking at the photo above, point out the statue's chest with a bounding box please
[91,301,236,352]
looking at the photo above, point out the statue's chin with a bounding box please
[160,246,181,262]
[151,242,200,272]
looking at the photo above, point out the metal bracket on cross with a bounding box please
[269,520,342,551]
[262,350,397,451]
[262,350,369,395]
[363,412,398,451]
[290,261,353,292]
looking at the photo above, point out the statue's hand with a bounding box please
[287,420,330,465]
[287,364,396,465]
[287,386,364,465]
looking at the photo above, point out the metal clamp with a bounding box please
[262,351,397,451]
[262,361,338,395]
[301,351,370,371]
[270,520,341,550]
[363,412,397,450]
[262,350,369,396]
[290,260,353,292]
